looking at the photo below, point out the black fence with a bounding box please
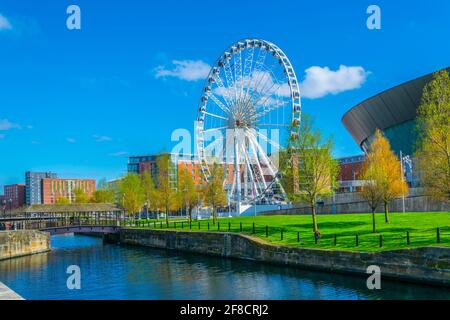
[124,219,450,251]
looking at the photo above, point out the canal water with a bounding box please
[0,234,449,300]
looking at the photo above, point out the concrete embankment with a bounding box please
[0,282,24,300]
[0,230,51,261]
[118,228,450,287]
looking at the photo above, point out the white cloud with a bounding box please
[66,138,76,144]
[0,14,12,31]
[300,65,369,99]
[0,119,21,130]
[155,60,211,81]
[93,135,112,142]
[108,151,128,157]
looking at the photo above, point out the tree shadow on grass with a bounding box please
[317,221,368,229]
[281,221,368,231]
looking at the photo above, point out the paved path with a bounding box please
[0,282,24,300]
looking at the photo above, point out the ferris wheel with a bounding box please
[195,38,301,211]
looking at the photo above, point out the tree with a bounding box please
[141,170,156,218]
[373,130,409,223]
[416,70,450,202]
[56,196,70,205]
[92,178,118,203]
[92,187,116,203]
[119,173,145,219]
[282,115,339,234]
[74,188,90,203]
[203,162,227,224]
[97,178,109,190]
[177,167,199,223]
[154,154,176,225]
[360,158,384,233]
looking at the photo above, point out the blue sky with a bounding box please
[0,0,449,189]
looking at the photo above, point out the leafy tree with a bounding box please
[360,156,384,233]
[282,115,339,234]
[119,173,145,219]
[97,178,109,190]
[56,196,70,205]
[91,178,117,203]
[360,130,408,231]
[92,189,116,203]
[203,162,227,224]
[74,188,90,203]
[177,167,199,223]
[155,154,177,225]
[372,130,409,223]
[415,70,450,202]
[142,170,156,217]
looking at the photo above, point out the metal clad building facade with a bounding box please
[342,67,449,156]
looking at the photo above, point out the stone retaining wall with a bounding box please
[263,195,450,215]
[120,228,450,287]
[0,230,50,261]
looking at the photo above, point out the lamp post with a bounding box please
[400,151,406,213]
[184,186,188,220]
[399,151,411,214]
[145,202,149,220]
[122,193,127,223]
[227,190,231,218]
[253,186,257,217]
[197,192,202,220]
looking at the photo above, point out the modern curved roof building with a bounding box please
[342,67,449,155]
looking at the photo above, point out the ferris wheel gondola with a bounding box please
[195,38,301,212]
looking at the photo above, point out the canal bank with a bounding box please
[2,234,450,299]
[116,228,450,287]
[0,230,50,261]
[0,281,24,300]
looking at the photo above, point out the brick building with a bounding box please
[25,171,58,205]
[42,178,96,204]
[337,154,365,193]
[3,184,26,209]
[128,153,256,192]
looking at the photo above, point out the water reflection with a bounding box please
[0,234,448,300]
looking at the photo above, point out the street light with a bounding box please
[144,201,149,220]
[399,151,412,213]
[197,192,202,220]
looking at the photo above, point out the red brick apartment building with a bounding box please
[42,178,96,204]
[3,184,26,209]
[337,154,365,193]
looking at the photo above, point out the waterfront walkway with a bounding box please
[0,282,23,300]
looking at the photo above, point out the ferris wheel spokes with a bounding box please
[196,39,301,208]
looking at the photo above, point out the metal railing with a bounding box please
[126,218,449,251]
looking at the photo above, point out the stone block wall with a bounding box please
[0,230,50,260]
[120,228,450,287]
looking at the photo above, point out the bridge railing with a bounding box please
[0,214,123,231]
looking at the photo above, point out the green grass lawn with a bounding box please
[131,212,450,252]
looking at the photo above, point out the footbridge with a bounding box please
[0,203,124,235]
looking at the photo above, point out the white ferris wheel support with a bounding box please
[195,38,302,213]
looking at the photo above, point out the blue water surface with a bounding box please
[0,234,449,300]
